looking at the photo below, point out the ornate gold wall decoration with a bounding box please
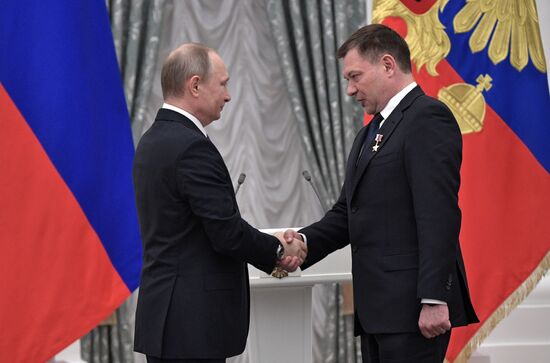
[373,0,450,76]
[453,0,547,73]
[438,74,493,134]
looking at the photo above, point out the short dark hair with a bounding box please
[337,24,411,73]
[161,43,212,99]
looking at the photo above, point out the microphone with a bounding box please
[302,170,326,212]
[235,173,246,195]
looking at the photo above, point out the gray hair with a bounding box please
[161,43,212,99]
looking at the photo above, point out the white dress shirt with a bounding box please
[378,81,417,128]
[162,103,208,138]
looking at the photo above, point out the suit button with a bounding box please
[351,206,358,213]
[445,285,451,291]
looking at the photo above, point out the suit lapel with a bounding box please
[348,86,424,199]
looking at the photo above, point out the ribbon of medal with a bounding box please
[372,134,383,152]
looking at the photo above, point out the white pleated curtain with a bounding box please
[86,1,366,362]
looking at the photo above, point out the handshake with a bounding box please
[272,229,307,277]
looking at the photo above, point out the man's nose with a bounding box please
[347,84,357,97]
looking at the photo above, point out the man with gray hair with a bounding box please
[132,43,307,363]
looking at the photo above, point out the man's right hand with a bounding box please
[283,229,303,244]
[273,231,307,272]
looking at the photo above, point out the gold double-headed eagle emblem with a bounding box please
[373,0,547,134]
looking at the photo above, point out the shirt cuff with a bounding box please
[421,299,447,305]
[299,233,307,244]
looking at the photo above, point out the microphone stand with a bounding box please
[235,173,246,196]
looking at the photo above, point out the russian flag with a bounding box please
[374,0,550,361]
[0,1,142,362]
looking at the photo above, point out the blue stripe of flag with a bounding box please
[0,0,142,290]
[441,0,550,173]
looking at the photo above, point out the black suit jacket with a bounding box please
[301,86,478,334]
[132,109,279,359]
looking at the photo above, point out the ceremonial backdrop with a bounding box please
[0,1,142,362]
[372,0,550,361]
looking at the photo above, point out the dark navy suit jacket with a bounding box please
[301,87,478,334]
[133,108,279,359]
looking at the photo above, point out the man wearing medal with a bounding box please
[284,24,478,363]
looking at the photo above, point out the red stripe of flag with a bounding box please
[0,84,130,362]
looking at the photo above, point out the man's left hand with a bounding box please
[418,304,451,339]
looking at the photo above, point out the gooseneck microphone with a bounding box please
[235,173,246,196]
[302,170,326,212]
[302,170,313,182]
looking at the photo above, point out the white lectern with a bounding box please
[245,229,352,363]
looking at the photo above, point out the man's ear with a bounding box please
[188,75,201,97]
[381,54,397,75]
